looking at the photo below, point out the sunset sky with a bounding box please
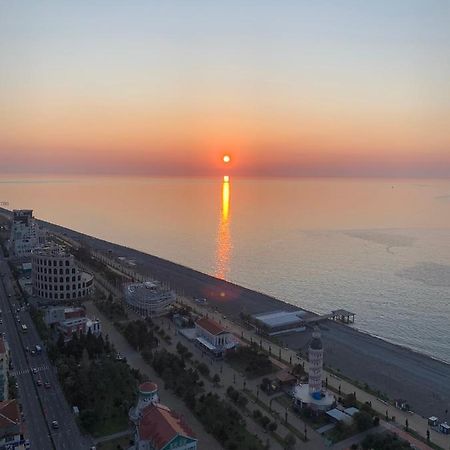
[1,1,449,177]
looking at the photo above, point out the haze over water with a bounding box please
[1,175,450,363]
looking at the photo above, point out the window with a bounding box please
[59,260,63,266]
[72,276,75,282]
[65,260,70,266]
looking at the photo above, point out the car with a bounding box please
[30,350,35,356]
[44,382,51,389]
[15,382,19,389]
[0,319,2,325]
[51,420,59,429]
[32,368,37,374]
[25,346,29,352]
[36,379,42,386]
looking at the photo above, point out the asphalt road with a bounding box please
[0,251,91,450]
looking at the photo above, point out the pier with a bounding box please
[330,309,355,324]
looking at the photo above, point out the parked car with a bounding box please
[45,382,51,389]
[36,379,42,386]
[51,420,59,429]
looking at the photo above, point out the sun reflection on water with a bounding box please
[214,176,231,279]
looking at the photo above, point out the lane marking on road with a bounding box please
[12,364,50,376]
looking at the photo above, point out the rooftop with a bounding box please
[139,382,158,393]
[0,400,20,430]
[196,317,227,336]
[252,310,305,328]
[139,403,195,450]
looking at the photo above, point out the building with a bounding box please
[31,245,93,302]
[251,310,306,336]
[194,317,237,358]
[292,326,335,412]
[130,382,197,450]
[43,306,101,342]
[129,382,160,422]
[124,281,175,318]
[0,339,9,401]
[9,210,46,258]
[0,399,25,449]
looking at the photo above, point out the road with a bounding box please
[0,250,91,450]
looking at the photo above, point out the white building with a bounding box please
[194,317,237,358]
[32,245,93,301]
[0,339,9,402]
[43,306,101,342]
[129,382,160,422]
[292,326,335,412]
[9,210,46,258]
[124,281,175,318]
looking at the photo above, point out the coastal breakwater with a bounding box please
[1,208,448,418]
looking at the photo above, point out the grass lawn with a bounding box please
[91,415,131,438]
[97,436,132,450]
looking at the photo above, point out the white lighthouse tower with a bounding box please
[292,324,334,411]
[129,381,160,423]
[308,325,324,396]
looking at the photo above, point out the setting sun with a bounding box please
[223,155,231,163]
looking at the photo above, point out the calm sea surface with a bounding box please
[1,175,450,363]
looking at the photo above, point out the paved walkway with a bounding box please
[157,315,327,450]
[84,301,222,450]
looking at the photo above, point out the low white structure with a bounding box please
[9,209,46,258]
[32,244,93,301]
[292,326,335,412]
[252,310,306,335]
[194,317,237,358]
[124,281,175,318]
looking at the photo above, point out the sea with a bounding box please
[1,175,450,363]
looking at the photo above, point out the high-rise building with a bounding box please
[9,210,46,258]
[31,244,93,302]
[308,325,324,395]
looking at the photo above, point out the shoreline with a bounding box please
[1,209,449,417]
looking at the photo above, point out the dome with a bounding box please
[139,382,158,394]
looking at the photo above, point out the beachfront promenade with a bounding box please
[79,242,449,450]
[179,297,449,450]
